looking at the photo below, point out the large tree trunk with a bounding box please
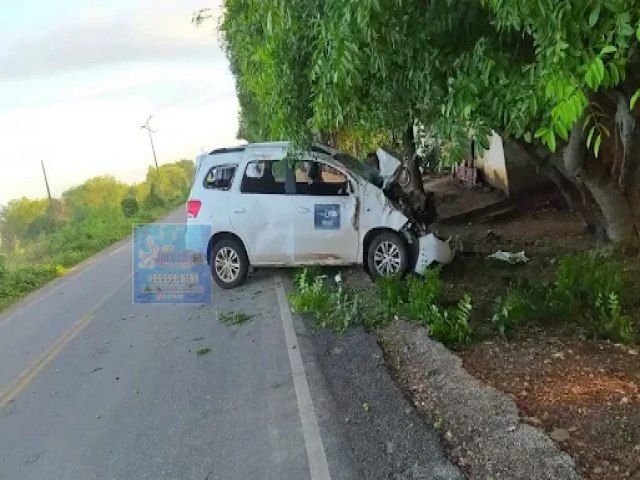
[572,88,640,245]
[402,122,436,227]
[581,159,636,243]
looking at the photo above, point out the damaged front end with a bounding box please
[375,148,452,273]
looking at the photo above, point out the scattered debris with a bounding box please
[219,311,254,325]
[487,250,529,264]
[196,347,212,356]
[193,336,205,341]
[91,367,103,374]
[27,455,39,464]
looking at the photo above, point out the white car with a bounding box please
[186,142,452,288]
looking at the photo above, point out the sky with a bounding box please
[0,0,240,205]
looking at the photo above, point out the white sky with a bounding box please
[0,0,240,205]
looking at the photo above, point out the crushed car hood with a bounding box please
[373,148,436,234]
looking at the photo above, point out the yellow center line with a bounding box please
[0,274,132,408]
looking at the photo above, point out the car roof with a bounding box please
[198,141,359,178]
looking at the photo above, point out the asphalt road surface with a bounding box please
[0,209,358,480]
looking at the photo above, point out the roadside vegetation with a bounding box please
[290,248,636,347]
[0,161,194,312]
[290,268,474,347]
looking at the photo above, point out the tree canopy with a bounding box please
[220,0,640,242]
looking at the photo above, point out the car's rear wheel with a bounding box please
[211,237,249,289]
[367,232,409,279]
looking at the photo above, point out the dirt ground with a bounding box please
[403,177,640,479]
[462,331,640,479]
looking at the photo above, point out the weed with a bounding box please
[374,275,407,319]
[491,287,532,338]
[593,291,633,343]
[429,294,473,346]
[219,311,254,325]
[489,252,634,343]
[290,269,362,332]
[289,270,332,320]
[403,268,442,324]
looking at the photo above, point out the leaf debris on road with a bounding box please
[196,347,212,356]
[219,311,254,325]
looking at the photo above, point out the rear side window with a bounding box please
[203,165,237,190]
[241,160,286,194]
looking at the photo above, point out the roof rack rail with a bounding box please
[208,146,246,155]
[310,145,332,155]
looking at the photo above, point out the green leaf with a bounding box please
[637,21,640,40]
[595,58,605,83]
[594,134,602,157]
[587,126,595,148]
[600,45,617,55]
[534,127,547,139]
[588,5,600,27]
[556,121,569,141]
[610,64,620,85]
[548,131,557,152]
[631,90,640,109]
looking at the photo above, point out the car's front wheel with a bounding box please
[211,237,249,289]
[367,231,409,279]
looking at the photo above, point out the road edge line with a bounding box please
[275,277,331,480]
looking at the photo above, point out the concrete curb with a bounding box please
[380,320,582,480]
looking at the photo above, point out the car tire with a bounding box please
[367,232,409,279]
[210,237,249,289]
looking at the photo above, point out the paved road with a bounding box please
[0,209,357,480]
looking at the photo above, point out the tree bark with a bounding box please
[581,158,636,243]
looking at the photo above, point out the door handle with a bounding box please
[297,207,311,213]
[233,207,246,214]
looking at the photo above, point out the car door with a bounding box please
[227,156,294,265]
[290,157,360,264]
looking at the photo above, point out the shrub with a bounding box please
[489,252,634,343]
[121,195,139,218]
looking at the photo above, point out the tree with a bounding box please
[219,0,640,243]
[0,198,49,252]
[62,175,129,219]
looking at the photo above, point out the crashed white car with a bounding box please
[186,142,452,288]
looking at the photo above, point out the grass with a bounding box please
[0,203,183,314]
[288,249,637,347]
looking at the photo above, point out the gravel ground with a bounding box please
[381,320,582,480]
[306,324,463,480]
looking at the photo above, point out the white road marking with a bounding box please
[275,278,331,480]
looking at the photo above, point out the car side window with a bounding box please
[294,161,349,196]
[203,165,237,190]
[240,160,287,194]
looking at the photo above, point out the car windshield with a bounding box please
[333,153,384,188]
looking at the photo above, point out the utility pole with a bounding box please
[141,115,159,171]
[41,159,56,227]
